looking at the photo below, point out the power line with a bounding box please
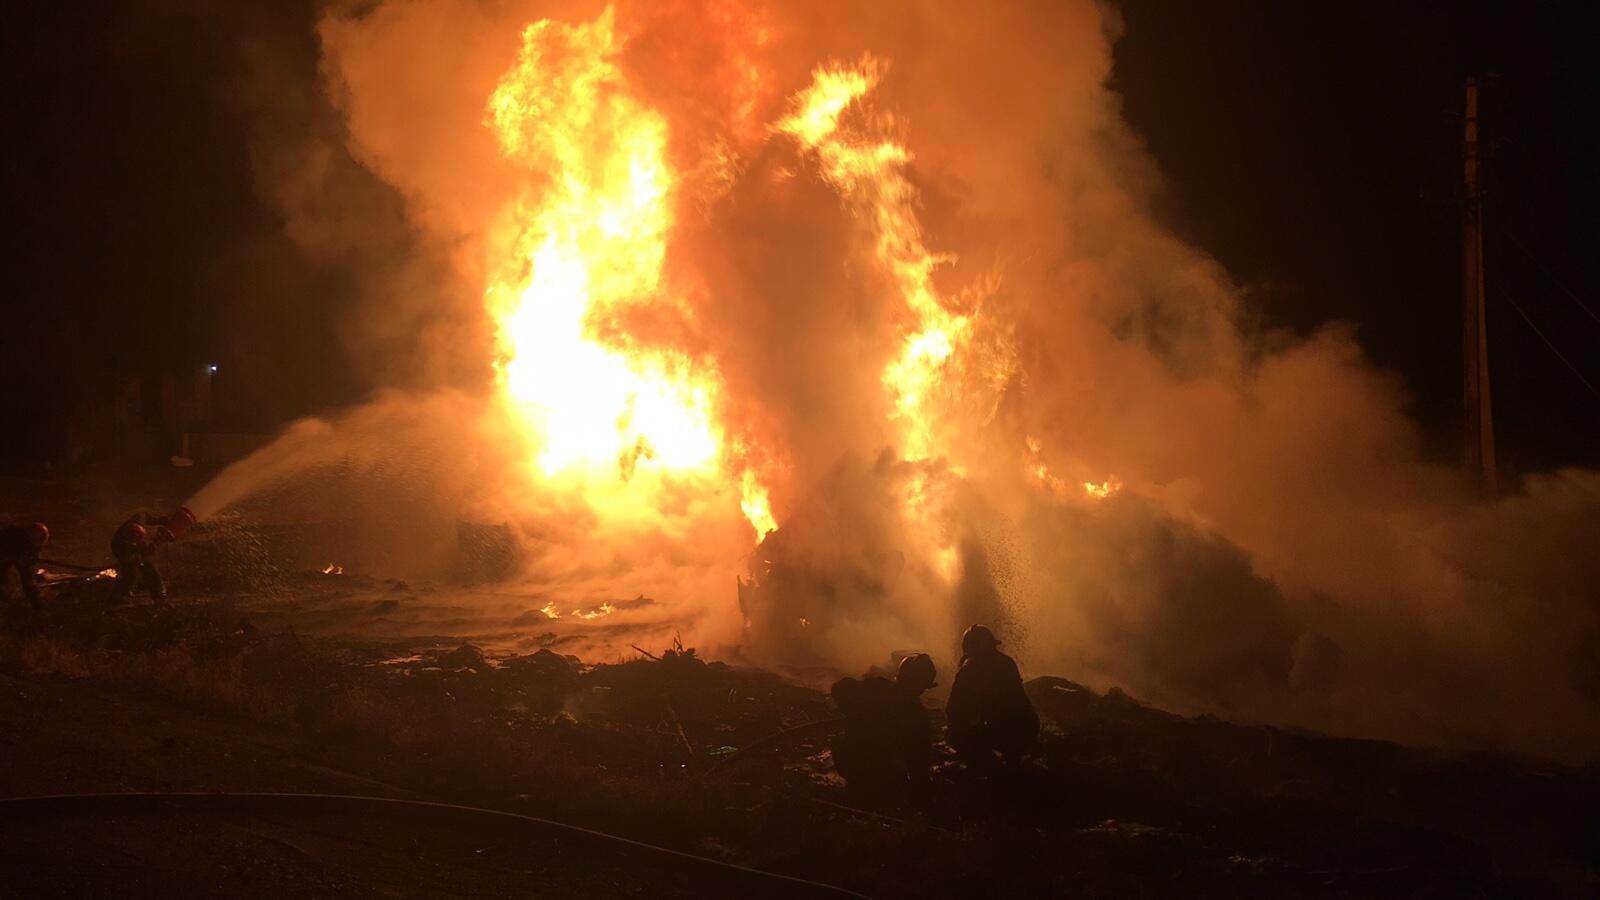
[1498,226,1600,327]
[1503,293,1600,401]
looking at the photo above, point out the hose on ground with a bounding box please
[36,558,112,574]
[0,790,874,899]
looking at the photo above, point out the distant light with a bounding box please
[207,365,219,374]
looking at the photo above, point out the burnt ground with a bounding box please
[2,470,1598,898]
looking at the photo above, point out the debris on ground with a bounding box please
[0,580,1596,897]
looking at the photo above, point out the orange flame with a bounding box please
[487,9,716,478]
[777,58,971,463]
[478,8,1098,563]
[484,8,772,533]
[739,470,777,537]
[1083,477,1123,500]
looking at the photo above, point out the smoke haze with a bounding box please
[192,0,1599,762]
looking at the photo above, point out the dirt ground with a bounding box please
[2,468,1598,898]
[0,670,773,898]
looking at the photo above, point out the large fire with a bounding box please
[485,10,726,494]
[483,8,778,534]
[477,5,1091,584]
[182,0,1600,763]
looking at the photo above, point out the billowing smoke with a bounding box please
[195,0,1599,761]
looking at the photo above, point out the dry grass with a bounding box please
[10,632,300,724]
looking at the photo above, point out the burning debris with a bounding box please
[1082,477,1123,500]
[538,601,616,621]
[573,603,614,620]
[321,563,344,576]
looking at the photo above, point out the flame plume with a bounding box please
[485,9,736,514]
[777,59,972,463]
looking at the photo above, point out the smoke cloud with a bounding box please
[197,0,1599,761]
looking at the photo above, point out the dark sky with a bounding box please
[2,1,1596,472]
[1114,0,1599,471]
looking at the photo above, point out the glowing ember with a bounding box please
[1083,477,1123,500]
[1025,435,1068,496]
[542,601,614,621]
[321,563,344,575]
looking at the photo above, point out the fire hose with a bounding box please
[36,558,113,574]
[30,558,117,588]
[0,791,875,899]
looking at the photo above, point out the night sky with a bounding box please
[2,1,1595,473]
[1114,0,1598,471]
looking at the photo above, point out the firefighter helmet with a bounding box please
[165,506,196,538]
[896,652,937,692]
[28,522,49,547]
[960,624,1001,657]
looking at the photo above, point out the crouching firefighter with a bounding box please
[109,508,192,604]
[946,624,1040,775]
[829,653,938,804]
[1,521,50,606]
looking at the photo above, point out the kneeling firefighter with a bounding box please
[829,653,939,803]
[109,507,195,604]
[1,521,50,605]
[946,624,1040,774]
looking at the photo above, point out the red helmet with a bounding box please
[154,525,175,543]
[165,506,196,538]
[122,522,148,543]
[28,522,49,547]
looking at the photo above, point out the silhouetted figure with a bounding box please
[946,624,1039,773]
[829,653,938,803]
[109,513,169,604]
[0,522,49,605]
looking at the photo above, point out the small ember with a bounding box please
[1083,477,1123,500]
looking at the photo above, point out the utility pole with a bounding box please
[1462,76,1496,494]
